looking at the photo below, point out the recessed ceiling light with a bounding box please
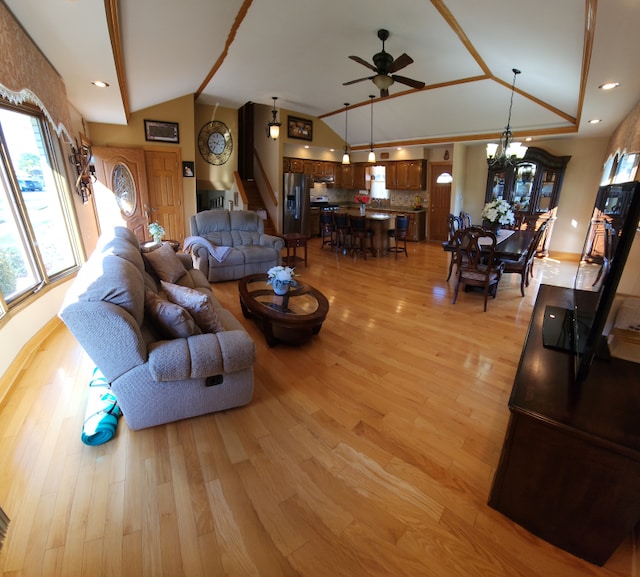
[599,82,620,90]
[92,81,109,88]
[588,118,602,124]
[525,137,533,142]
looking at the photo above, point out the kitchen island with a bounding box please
[335,209,392,256]
[341,205,427,242]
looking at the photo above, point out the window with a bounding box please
[0,103,79,313]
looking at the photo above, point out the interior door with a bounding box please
[428,162,452,241]
[144,149,185,242]
[93,146,150,242]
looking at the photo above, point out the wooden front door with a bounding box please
[144,149,184,242]
[93,146,150,243]
[428,162,452,241]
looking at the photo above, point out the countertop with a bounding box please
[340,203,427,213]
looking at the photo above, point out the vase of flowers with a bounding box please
[148,221,165,244]
[481,199,515,235]
[266,265,297,295]
[354,194,370,215]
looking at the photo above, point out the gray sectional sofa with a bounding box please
[59,226,255,431]
[186,209,284,282]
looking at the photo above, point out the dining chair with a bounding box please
[333,212,351,255]
[349,215,375,261]
[459,211,472,229]
[442,213,462,280]
[500,221,548,296]
[452,226,504,312]
[319,211,336,251]
[387,215,409,259]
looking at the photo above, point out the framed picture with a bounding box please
[287,116,313,141]
[144,119,180,143]
[182,161,194,177]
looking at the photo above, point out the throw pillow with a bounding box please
[144,290,202,339]
[160,281,223,333]
[142,242,187,283]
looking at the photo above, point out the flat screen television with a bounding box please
[542,180,640,383]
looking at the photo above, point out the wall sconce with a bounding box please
[266,97,281,140]
[70,138,95,203]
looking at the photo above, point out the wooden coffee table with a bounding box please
[238,273,329,347]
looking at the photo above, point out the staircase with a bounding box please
[239,178,277,235]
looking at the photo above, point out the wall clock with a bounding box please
[198,120,233,165]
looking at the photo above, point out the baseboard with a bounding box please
[547,251,581,262]
[0,317,62,410]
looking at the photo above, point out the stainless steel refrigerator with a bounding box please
[283,173,311,235]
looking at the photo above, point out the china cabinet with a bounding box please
[485,147,570,255]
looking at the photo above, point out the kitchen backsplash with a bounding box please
[326,188,428,208]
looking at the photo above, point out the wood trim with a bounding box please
[103,0,130,121]
[195,0,254,97]
[253,148,277,207]
[0,317,62,411]
[234,171,248,206]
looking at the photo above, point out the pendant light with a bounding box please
[486,69,527,168]
[342,103,350,165]
[266,97,281,140]
[368,95,376,163]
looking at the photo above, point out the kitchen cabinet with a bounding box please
[353,164,366,190]
[285,158,304,173]
[486,147,570,254]
[395,160,427,190]
[341,164,354,188]
[383,162,397,189]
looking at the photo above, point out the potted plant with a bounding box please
[148,222,165,244]
[481,199,515,234]
[266,265,298,295]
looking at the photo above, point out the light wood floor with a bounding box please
[0,239,636,577]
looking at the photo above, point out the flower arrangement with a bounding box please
[148,222,165,243]
[266,265,298,287]
[481,199,515,226]
[354,194,370,204]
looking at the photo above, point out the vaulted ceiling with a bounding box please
[6,0,640,152]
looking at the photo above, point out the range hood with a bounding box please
[312,175,334,183]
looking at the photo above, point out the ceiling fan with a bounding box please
[343,29,426,97]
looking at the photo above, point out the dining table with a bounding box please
[491,228,536,260]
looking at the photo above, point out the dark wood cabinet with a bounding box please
[489,284,640,566]
[286,158,304,173]
[383,162,396,189]
[486,147,570,254]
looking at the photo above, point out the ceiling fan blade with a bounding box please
[342,76,374,86]
[392,75,425,89]
[389,53,414,73]
[349,55,378,73]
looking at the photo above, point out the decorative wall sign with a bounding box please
[287,116,313,141]
[144,119,180,143]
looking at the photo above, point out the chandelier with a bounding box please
[486,68,527,168]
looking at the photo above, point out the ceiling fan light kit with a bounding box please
[343,29,425,97]
[486,68,528,168]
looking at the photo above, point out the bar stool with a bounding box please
[333,213,351,255]
[349,215,375,261]
[387,215,409,259]
[319,211,336,251]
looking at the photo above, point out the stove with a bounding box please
[310,195,340,211]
